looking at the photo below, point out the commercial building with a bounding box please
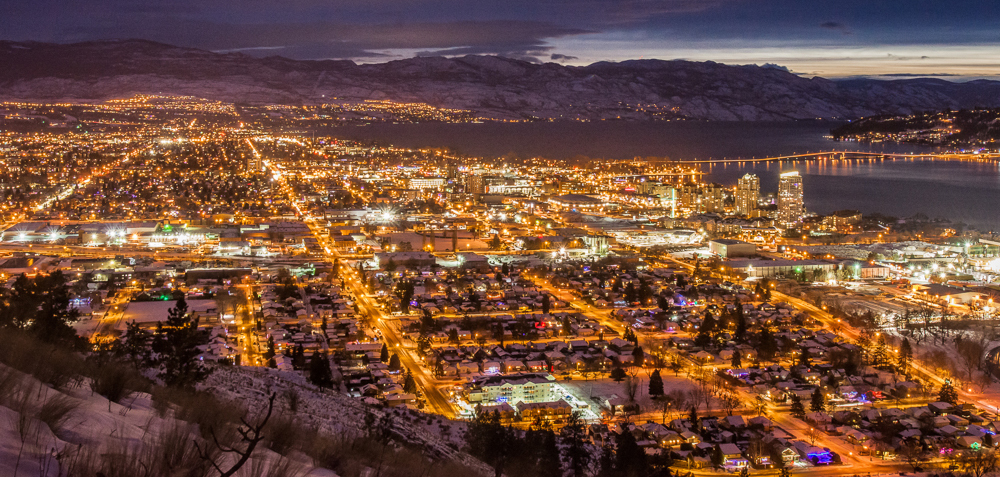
[912,284,982,305]
[777,171,804,227]
[709,239,757,258]
[735,173,760,217]
[407,177,446,190]
[728,259,837,279]
[547,194,607,211]
[467,373,559,405]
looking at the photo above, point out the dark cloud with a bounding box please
[1,0,999,76]
[819,21,851,35]
[551,53,579,62]
[61,19,591,61]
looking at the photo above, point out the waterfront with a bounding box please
[330,121,998,230]
[707,156,1000,230]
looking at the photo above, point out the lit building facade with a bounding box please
[777,171,804,227]
[736,173,760,217]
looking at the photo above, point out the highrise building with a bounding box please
[777,171,804,226]
[465,174,485,194]
[735,173,760,217]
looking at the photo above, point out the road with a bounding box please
[260,148,456,417]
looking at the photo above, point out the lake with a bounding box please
[321,121,999,230]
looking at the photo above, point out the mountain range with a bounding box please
[3,39,1000,121]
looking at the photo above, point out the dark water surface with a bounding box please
[323,122,999,230]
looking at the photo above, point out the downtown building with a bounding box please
[777,171,804,227]
[735,173,760,217]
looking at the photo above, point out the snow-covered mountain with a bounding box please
[3,39,1000,121]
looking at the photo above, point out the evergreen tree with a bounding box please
[292,344,306,369]
[117,320,152,370]
[632,346,645,366]
[731,351,743,369]
[538,428,561,476]
[309,351,334,388]
[610,365,627,382]
[541,294,550,315]
[798,347,811,368]
[712,444,725,468]
[3,271,82,348]
[790,395,806,418]
[649,369,665,397]
[264,335,276,368]
[689,406,698,424]
[388,353,401,371]
[403,370,417,393]
[380,343,389,363]
[623,327,638,344]
[597,445,615,477]
[153,296,211,388]
[939,380,959,405]
[625,282,637,303]
[562,411,591,477]
[898,338,913,373]
[467,410,513,477]
[758,327,778,364]
[810,387,826,412]
[734,298,748,343]
[615,428,649,476]
[700,311,717,334]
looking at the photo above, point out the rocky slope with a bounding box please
[3,39,1000,121]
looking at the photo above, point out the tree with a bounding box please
[669,355,684,376]
[380,343,389,363]
[153,296,211,388]
[467,410,513,477]
[403,370,416,393]
[798,347,811,368]
[757,327,778,364]
[731,351,742,369]
[541,294,550,315]
[649,369,665,397]
[711,444,725,468]
[117,320,152,370]
[898,338,913,374]
[264,336,276,368]
[2,271,83,348]
[734,299,748,343]
[562,411,591,477]
[623,327,638,344]
[899,440,925,472]
[610,365,627,382]
[632,346,645,367]
[810,388,826,413]
[537,427,561,477]
[718,389,742,416]
[790,395,806,418]
[939,379,959,405]
[958,449,999,477]
[195,393,277,477]
[291,344,306,369]
[309,351,333,388]
[615,427,649,476]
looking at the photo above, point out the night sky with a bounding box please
[3,0,998,78]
